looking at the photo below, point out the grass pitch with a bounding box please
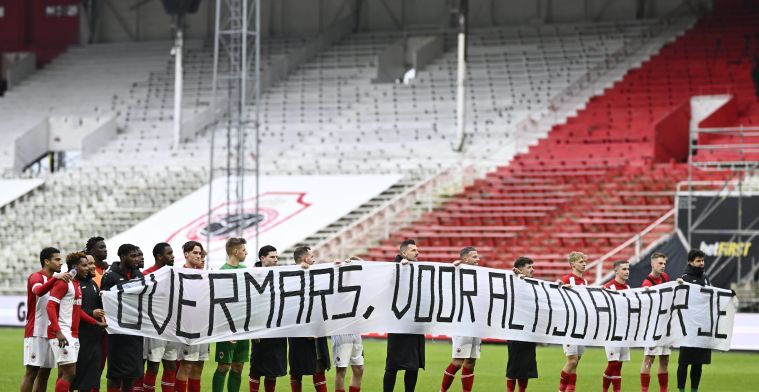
[2,328,757,391]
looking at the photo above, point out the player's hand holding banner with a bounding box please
[101,261,737,349]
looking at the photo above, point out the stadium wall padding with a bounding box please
[676,193,759,288]
[0,0,27,51]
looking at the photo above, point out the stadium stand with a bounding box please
[0,41,175,170]
[80,20,673,172]
[260,21,668,174]
[363,11,759,281]
[0,38,309,291]
[97,37,307,157]
[0,17,699,291]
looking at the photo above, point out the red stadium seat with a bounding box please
[362,11,755,277]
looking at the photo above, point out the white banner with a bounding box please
[102,262,738,350]
[107,175,402,268]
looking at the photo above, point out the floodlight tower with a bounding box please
[206,0,262,253]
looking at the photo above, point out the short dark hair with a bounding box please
[225,237,247,256]
[85,236,105,253]
[612,260,629,270]
[182,241,203,254]
[459,246,477,258]
[293,246,311,263]
[400,239,416,253]
[258,245,277,260]
[117,244,139,257]
[651,252,667,261]
[687,249,706,262]
[65,252,87,271]
[514,256,534,269]
[39,247,60,268]
[152,242,171,258]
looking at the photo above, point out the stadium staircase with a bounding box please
[362,9,759,282]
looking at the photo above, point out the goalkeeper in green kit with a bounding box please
[212,237,250,392]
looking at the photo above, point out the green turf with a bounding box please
[4,328,758,391]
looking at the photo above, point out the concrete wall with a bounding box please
[88,0,710,43]
[373,39,406,83]
[374,35,443,83]
[406,36,442,71]
[14,121,49,173]
[13,115,117,173]
[2,52,36,89]
[46,115,119,158]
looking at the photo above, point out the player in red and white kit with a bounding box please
[331,257,365,392]
[176,241,209,392]
[557,251,588,392]
[140,242,178,392]
[21,247,73,392]
[46,252,106,392]
[602,261,631,392]
[640,252,674,392]
[440,246,481,392]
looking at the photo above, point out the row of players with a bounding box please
[21,236,712,392]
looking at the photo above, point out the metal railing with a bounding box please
[691,126,759,171]
[587,208,676,283]
[312,165,476,259]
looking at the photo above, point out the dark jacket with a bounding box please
[71,274,104,390]
[102,262,144,379]
[681,264,710,286]
[679,264,712,365]
[385,254,426,371]
[101,261,141,291]
[77,274,103,340]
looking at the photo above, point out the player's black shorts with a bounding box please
[107,334,144,380]
[250,338,287,377]
[385,333,425,371]
[288,337,331,376]
[506,340,538,379]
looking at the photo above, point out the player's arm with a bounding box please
[31,275,60,297]
[46,281,68,347]
[79,308,107,327]
[81,303,97,318]
[335,256,363,266]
